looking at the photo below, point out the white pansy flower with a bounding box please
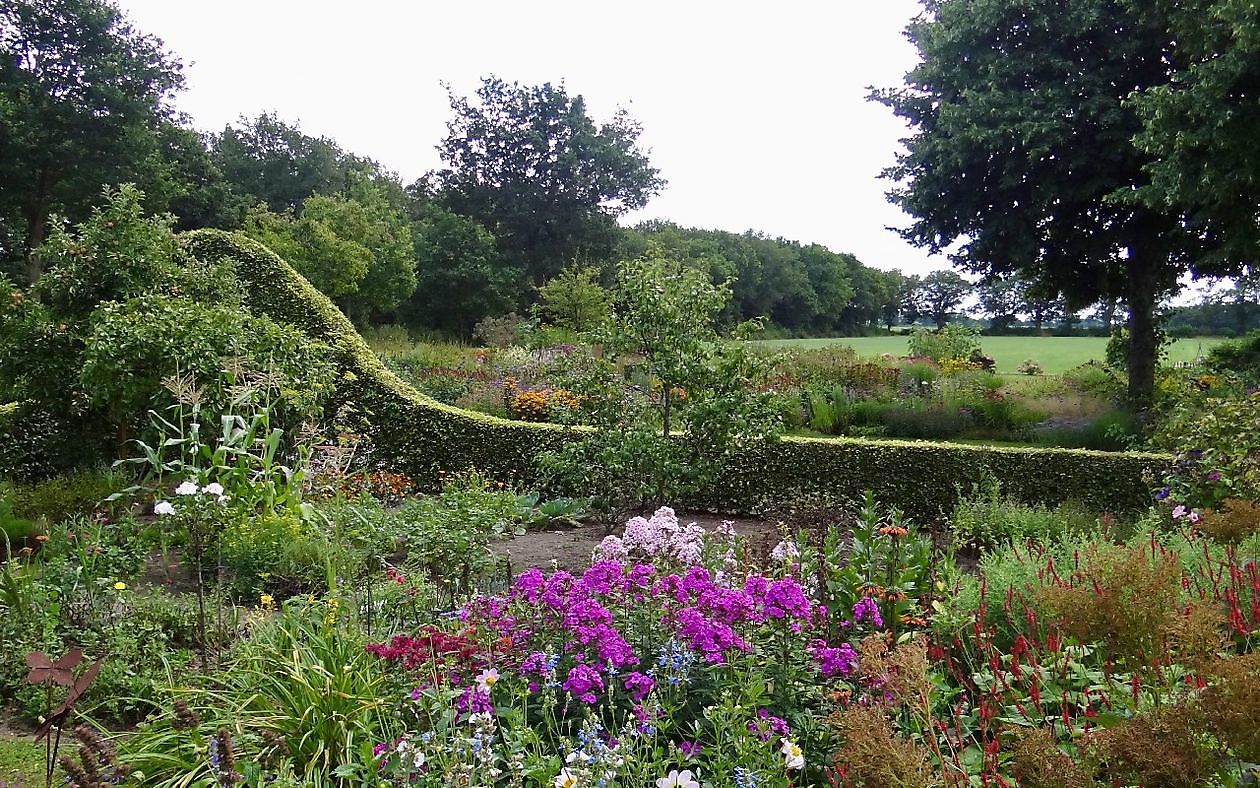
[780,738,804,770]
[656,769,699,788]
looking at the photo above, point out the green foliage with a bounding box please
[541,245,780,515]
[917,269,971,328]
[1130,0,1260,267]
[210,111,384,215]
[1206,329,1260,382]
[33,184,190,319]
[1,468,120,523]
[906,324,980,362]
[951,475,1108,550]
[121,599,396,786]
[0,0,185,281]
[242,180,415,322]
[406,203,521,336]
[1153,389,1260,509]
[534,264,611,333]
[183,231,1165,522]
[625,222,871,335]
[871,0,1238,405]
[80,294,334,440]
[436,76,664,287]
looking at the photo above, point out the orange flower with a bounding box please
[877,525,909,537]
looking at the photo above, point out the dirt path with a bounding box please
[490,511,780,575]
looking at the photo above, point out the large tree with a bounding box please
[872,0,1241,405]
[435,77,664,287]
[212,112,385,216]
[919,269,971,329]
[1130,0,1260,267]
[976,275,1024,333]
[0,0,184,283]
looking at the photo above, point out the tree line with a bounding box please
[0,0,918,340]
[5,0,1260,407]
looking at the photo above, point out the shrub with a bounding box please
[1206,329,1260,382]
[540,247,779,516]
[1017,359,1044,376]
[951,478,1104,549]
[906,324,981,362]
[80,294,335,442]
[1,468,121,523]
[472,312,530,346]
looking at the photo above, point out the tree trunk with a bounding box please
[22,166,59,285]
[1125,250,1160,410]
[1100,298,1117,334]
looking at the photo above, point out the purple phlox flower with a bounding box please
[622,671,656,701]
[853,597,883,628]
[809,639,858,677]
[674,606,749,663]
[763,577,812,630]
[562,663,605,704]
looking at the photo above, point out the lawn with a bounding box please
[755,334,1228,374]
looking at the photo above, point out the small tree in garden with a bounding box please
[541,245,779,518]
[533,264,611,333]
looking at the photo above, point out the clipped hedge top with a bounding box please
[179,229,1167,518]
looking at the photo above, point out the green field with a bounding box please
[755,335,1228,374]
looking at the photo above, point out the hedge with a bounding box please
[181,230,1166,520]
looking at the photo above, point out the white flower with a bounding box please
[412,749,426,769]
[174,481,199,496]
[770,539,800,562]
[656,769,700,788]
[216,495,230,505]
[475,667,500,693]
[780,738,804,770]
[153,500,176,516]
[202,482,225,496]
[554,768,579,788]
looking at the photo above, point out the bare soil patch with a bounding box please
[490,511,780,575]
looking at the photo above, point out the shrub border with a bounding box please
[50,230,1160,520]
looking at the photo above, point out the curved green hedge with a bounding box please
[181,230,1164,519]
[181,231,571,488]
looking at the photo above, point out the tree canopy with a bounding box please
[435,77,664,287]
[0,0,184,282]
[1130,0,1260,267]
[871,0,1245,404]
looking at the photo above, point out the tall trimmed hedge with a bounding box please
[181,230,1165,520]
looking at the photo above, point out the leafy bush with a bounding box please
[81,295,335,441]
[950,477,1107,549]
[1061,361,1124,399]
[473,312,530,346]
[1,468,122,523]
[906,324,981,362]
[1206,328,1260,382]
[1016,358,1044,375]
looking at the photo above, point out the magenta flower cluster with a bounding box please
[465,559,856,707]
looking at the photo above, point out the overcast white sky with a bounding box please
[113,0,950,276]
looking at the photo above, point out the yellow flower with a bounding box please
[113,581,127,591]
[260,593,275,608]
